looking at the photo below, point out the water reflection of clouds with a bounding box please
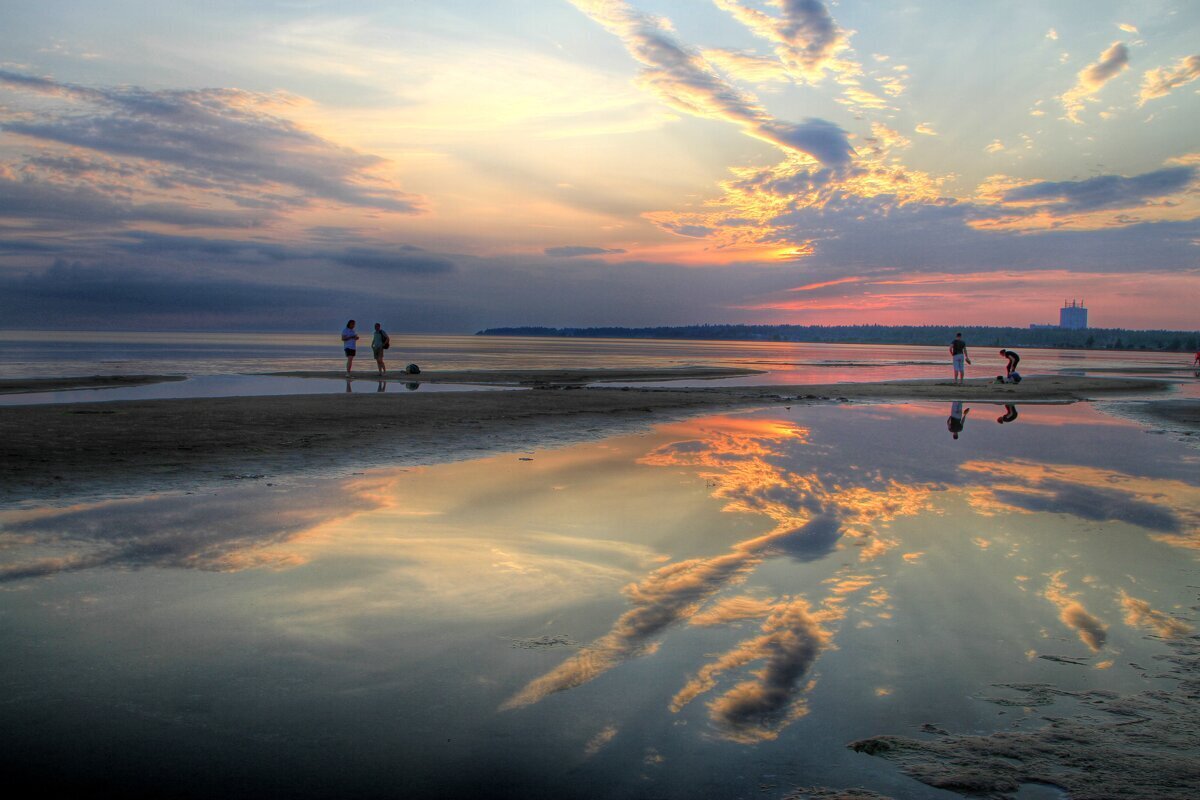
[502,414,936,739]
[505,405,1199,742]
[961,460,1200,551]
[1118,590,1194,638]
[670,598,837,743]
[0,477,395,581]
[1043,570,1108,652]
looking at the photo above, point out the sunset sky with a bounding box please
[2,0,1198,331]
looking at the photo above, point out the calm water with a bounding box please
[0,331,1194,404]
[1,401,1196,798]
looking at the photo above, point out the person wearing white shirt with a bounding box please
[341,319,359,376]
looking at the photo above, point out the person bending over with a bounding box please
[999,348,1020,379]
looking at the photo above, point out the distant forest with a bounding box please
[477,324,1200,352]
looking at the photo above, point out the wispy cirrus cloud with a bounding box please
[711,0,848,81]
[1139,55,1200,104]
[712,0,890,113]
[1060,42,1131,123]
[567,0,854,166]
[704,48,794,84]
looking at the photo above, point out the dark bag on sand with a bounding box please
[1010,372,1021,384]
[405,363,420,374]
[382,331,390,350]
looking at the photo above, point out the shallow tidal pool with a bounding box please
[1,401,1196,799]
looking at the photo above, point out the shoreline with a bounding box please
[0,373,1183,505]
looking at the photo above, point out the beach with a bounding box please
[3,360,1198,799]
[0,371,1180,504]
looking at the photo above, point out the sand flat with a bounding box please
[262,366,764,383]
[0,374,185,394]
[0,373,1176,504]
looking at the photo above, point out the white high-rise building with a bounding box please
[1059,300,1088,330]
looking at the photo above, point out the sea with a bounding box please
[1,332,1197,798]
[0,330,1195,403]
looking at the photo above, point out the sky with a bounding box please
[1,0,1198,332]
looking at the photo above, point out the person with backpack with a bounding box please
[371,322,390,377]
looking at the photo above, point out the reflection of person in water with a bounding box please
[996,404,1019,424]
[947,401,969,439]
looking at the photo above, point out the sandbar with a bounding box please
[0,373,1175,504]
[262,366,764,384]
[0,374,185,394]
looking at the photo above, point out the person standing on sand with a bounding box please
[341,319,359,376]
[371,322,389,377]
[950,332,971,384]
[947,401,969,440]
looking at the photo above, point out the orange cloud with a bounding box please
[1044,571,1108,652]
[1060,41,1130,123]
[1139,55,1200,104]
[1118,590,1194,638]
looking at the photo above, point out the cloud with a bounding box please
[1117,23,1139,34]
[567,0,854,166]
[1139,55,1200,104]
[688,595,778,626]
[1046,28,1059,41]
[0,69,423,215]
[544,245,628,257]
[711,0,848,81]
[499,540,770,710]
[333,247,456,273]
[961,460,1200,553]
[766,515,843,562]
[914,122,937,136]
[1118,590,1193,638]
[996,166,1196,214]
[0,478,391,581]
[1043,571,1107,652]
[671,598,833,742]
[0,174,268,228]
[991,483,1180,532]
[985,139,1005,154]
[500,414,927,714]
[704,49,794,83]
[1060,42,1130,123]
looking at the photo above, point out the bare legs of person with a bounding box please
[346,352,355,377]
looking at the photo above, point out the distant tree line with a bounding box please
[476,324,1200,352]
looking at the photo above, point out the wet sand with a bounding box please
[0,373,1175,504]
[0,374,185,394]
[849,635,1200,799]
[264,366,764,383]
